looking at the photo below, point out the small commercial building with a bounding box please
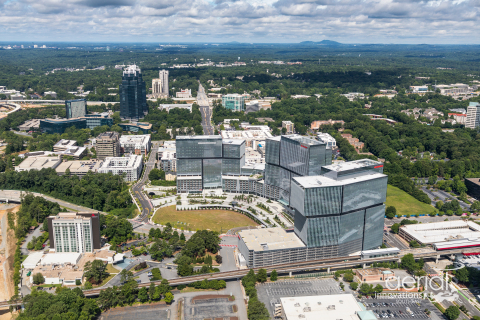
[399,220,480,245]
[355,268,396,282]
[18,119,41,131]
[159,104,192,113]
[96,132,120,160]
[15,156,62,172]
[55,160,103,177]
[466,177,480,200]
[279,294,371,320]
[282,121,294,134]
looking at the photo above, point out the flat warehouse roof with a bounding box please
[281,294,362,320]
[402,221,480,244]
[322,159,382,172]
[239,227,305,251]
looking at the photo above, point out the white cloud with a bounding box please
[0,0,478,43]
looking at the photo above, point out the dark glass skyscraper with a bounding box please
[264,135,332,205]
[120,65,147,121]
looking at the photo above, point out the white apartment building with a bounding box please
[434,83,472,96]
[176,89,192,98]
[282,121,294,134]
[317,132,337,148]
[220,130,272,148]
[119,134,151,155]
[466,102,480,129]
[158,141,177,172]
[342,92,365,101]
[159,70,169,96]
[97,155,143,181]
[159,104,192,113]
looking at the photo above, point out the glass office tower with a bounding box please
[176,136,224,190]
[290,159,387,254]
[120,65,148,121]
[264,135,332,205]
[65,99,87,119]
[222,94,245,111]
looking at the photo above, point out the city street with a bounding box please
[197,82,214,135]
[131,141,160,222]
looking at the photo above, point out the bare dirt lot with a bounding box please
[0,204,20,320]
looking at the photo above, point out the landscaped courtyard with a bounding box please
[152,205,258,232]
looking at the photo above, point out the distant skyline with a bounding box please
[0,0,478,44]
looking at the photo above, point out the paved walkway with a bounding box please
[0,190,101,213]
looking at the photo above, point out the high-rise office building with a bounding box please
[238,159,387,267]
[291,159,387,253]
[96,131,120,160]
[159,69,169,96]
[222,94,245,111]
[120,65,147,120]
[176,135,224,191]
[264,135,332,205]
[152,78,163,98]
[47,212,101,253]
[65,99,87,119]
[466,102,480,129]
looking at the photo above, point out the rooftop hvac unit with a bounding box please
[298,315,305,318]
[303,307,311,312]
[328,305,336,310]
[294,303,301,307]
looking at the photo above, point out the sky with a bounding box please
[0,0,479,44]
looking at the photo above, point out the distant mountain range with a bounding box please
[300,40,342,46]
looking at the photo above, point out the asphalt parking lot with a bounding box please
[184,296,237,320]
[257,279,344,316]
[100,303,170,320]
[362,298,442,320]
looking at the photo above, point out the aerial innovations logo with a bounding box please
[375,263,464,302]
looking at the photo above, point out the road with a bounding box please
[197,82,214,135]
[383,231,409,250]
[132,142,160,222]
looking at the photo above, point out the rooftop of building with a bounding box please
[39,252,82,266]
[283,134,323,146]
[54,139,77,148]
[16,156,61,170]
[99,155,143,169]
[119,134,151,144]
[466,178,480,186]
[356,268,393,276]
[239,227,305,252]
[280,294,363,320]
[221,130,273,140]
[123,64,141,75]
[50,212,98,221]
[176,135,222,140]
[293,171,386,188]
[97,131,119,140]
[322,159,382,172]
[55,159,103,174]
[222,139,245,145]
[401,220,480,244]
[119,122,153,130]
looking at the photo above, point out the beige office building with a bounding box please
[95,132,120,160]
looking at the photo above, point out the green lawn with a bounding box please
[153,205,258,232]
[386,185,433,217]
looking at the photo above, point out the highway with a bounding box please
[131,142,160,222]
[197,82,214,135]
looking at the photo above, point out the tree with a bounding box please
[84,260,108,285]
[444,306,460,320]
[138,287,149,303]
[360,283,373,295]
[215,254,222,264]
[270,270,278,282]
[351,282,359,290]
[247,297,270,320]
[32,273,45,285]
[428,176,437,185]
[120,269,134,284]
[455,267,469,284]
[256,269,267,283]
[343,272,354,282]
[374,284,384,293]
[385,206,397,219]
[164,292,174,304]
[401,254,419,274]
[391,223,400,234]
